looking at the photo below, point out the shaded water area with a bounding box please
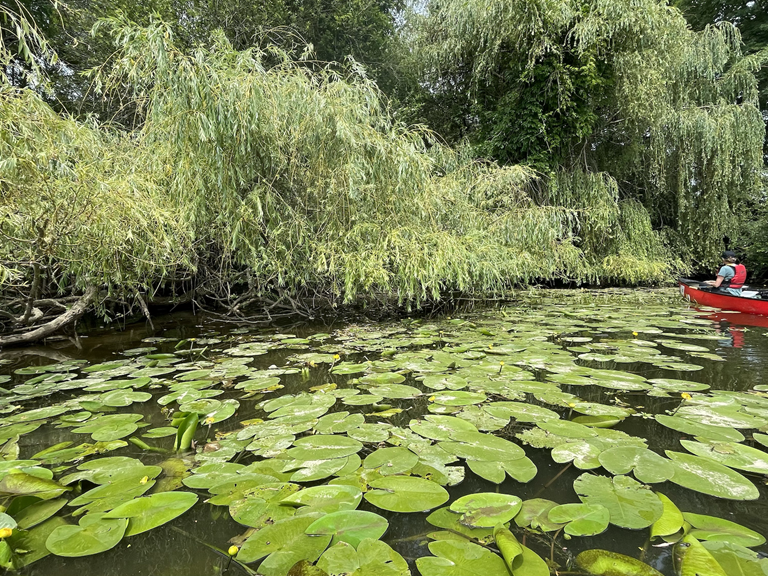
[1,288,767,576]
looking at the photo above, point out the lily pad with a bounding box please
[305,510,388,547]
[46,514,128,557]
[598,446,675,483]
[576,549,663,576]
[102,491,198,536]
[449,493,522,527]
[548,503,609,536]
[365,476,449,513]
[316,539,409,576]
[680,439,768,474]
[654,415,744,443]
[281,485,362,513]
[416,539,509,576]
[665,451,759,500]
[683,512,765,547]
[363,447,418,476]
[574,473,663,529]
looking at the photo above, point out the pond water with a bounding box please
[1,288,767,576]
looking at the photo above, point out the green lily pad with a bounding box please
[102,491,198,536]
[238,513,332,575]
[650,492,684,539]
[677,534,728,576]
[598,446,675,483]
[665,451,759,500]
[316,539,409,576]
[13,498,67,530]
[548,503,609,536]
[680,439,768,474]
[449,493,522,527]
[45,514,128,557]
[365,476,449,513]
[655,415,744,442]
[514,499,563,532]
[287,435,363,461]
[440,430,525,462]
[576,549,664,575]
[281,485,362,513]
[409,416,478,442]
[305,510,388,547]
[683,512,765,547]
[416,539,509,576]
[430,391,486,406]
[363,447,418,476]
[574,473,663,529]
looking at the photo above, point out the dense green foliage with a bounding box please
[1,0,767,340]
[413,0,766,265]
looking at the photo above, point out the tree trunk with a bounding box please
[0,286,98,347]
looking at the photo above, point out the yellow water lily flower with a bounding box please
[499,361,504,366]
[228,546,239,556]
[0,528,12,539]
[139,476,149,485]
[681,392,692,401]
[333,354,340,360]
[632,332,638,336]
[204,416,215,425]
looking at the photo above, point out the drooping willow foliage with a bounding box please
[2,14,672,339]
[416,0,766,265]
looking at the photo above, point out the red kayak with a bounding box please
[678,278,768,316]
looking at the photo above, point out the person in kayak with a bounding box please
[704,251,746,296]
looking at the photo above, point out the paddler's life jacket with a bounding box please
[722,264,747,289]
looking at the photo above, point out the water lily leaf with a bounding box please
[426,507,494,541]
[683,512,765,547]
[466,460,505,483]
[675,405,766,429]
[238,514,332,575]
[440,430,525,462]
[365,384,421,399]
[287,435,363,461]
[421,375,469,391]
[13,498,67,530]
[305,510,388,547]
[343,395,384,406]
[501,456,536,483]
[6,515,68,568]
[574,474,663,529]
[665,451,759,500]
[650,492,684,539]
[45,514,128,557]
[680,439,768,474]
[576,549,663,575]
[72,413,143,441]
[430,391,486,406]
[702,541,768,576]
[415,539,509,576]
[514,499,562,532]
[316,539,409,576]
[551,440,603,469]
[281,485,362,513]
[493,525,522,569]
[538,419,597,439]
[285,458,351,483]
[143,426,178,439]
[347,423,390,443]
[648,378,710,392]
[365,476,448,513]
[677,534,728,576]
[228,483,300,526]
[363,447,418,476]
[409,416,477,442]
[548,503,609,536]
[330,363,369,375]
[598,446,675,483]
[449,493,522,527]
[0,472,70,500]
[358,372,406,386]
[102,491,198,536]
[99,390,152,407]
[655,415,744,442]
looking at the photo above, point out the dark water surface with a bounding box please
[1,289,767,576]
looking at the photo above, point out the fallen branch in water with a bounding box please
[0,286,98,347]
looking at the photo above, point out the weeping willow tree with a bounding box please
[1,14,670,344]
[415,0,766,266]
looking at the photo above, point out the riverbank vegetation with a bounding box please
[0,0,766,344]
